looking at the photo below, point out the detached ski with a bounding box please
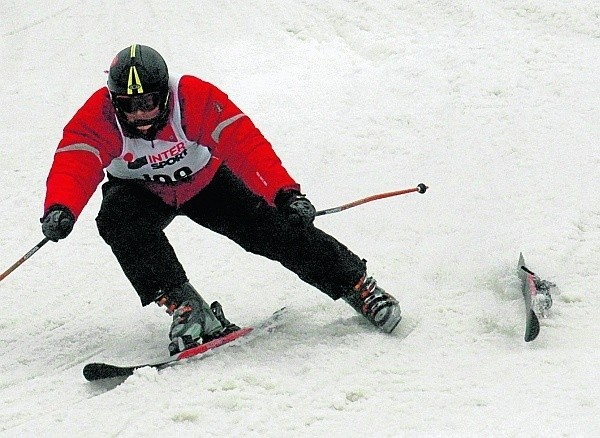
[517,253,540,342]
[517,253,555,342]
[83,308,286,381]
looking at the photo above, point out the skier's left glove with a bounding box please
[41,205,75,242]
[275,189,316,227]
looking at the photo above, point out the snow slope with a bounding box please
[1,1,599,436]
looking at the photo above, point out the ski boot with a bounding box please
[343,274,402,333]
[210,301,241,334]
[155,282,238,355]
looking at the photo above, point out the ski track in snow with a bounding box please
[1,0,599,436]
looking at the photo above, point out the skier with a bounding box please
[41,44,402,354]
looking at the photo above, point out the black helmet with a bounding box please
[107,44,170,139]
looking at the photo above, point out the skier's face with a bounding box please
[115,93,161,134]
[124,107,160,134]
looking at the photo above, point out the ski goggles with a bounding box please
[114,92,161,113]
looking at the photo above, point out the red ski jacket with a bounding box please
[44,74,300,219]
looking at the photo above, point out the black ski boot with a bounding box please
[343,274,401,333]
[209,301,241,337]
[156,282,229,355]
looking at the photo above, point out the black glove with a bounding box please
[275,190,316,227]
[41,205,75,242]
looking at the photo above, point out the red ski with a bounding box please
[83,308,285,381]
[517,254,554,342]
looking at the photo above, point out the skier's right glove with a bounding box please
[41,205,75,242]
[275,189,316,227]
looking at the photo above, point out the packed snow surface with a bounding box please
[1,1,598,436]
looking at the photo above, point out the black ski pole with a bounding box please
[316,183,428,216]
[0,237,50,283]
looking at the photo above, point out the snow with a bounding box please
[1,0,599,436]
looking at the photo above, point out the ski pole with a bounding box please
[316,183,428,216]
[0,237,50,283]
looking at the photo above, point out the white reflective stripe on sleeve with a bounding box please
[55,143,102,164]
[211,114,246,143]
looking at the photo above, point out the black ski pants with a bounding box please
[96,166,366,306]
